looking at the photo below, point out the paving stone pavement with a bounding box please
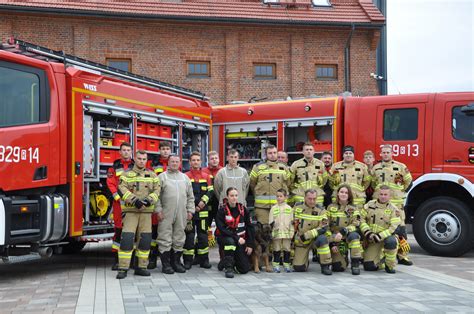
[0,235,473,314]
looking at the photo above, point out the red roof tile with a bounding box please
[0,0,385,25]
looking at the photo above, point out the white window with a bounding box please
[312,0,331,6]
[263,0,280,4]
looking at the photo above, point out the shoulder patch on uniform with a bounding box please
[126,171,137,177]
[258,164,267,170]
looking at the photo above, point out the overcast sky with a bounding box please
[387,0,473,94]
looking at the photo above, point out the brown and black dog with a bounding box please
[251,222,273,273]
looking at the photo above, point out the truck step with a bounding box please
[79,232,115,242]
[1,253,42,264]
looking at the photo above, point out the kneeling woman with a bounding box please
[216,187,255,278]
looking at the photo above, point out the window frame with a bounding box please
[315,64,338,80]
[106,58,132,72]
[452,105,474,143]
[383,108,419,141]
[186,61,211,78]
[0,60,50,128]
[253,63,277,80]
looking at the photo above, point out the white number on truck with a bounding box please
[0,146,40,163]
[380,144,419,157]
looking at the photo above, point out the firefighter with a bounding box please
[202,150,222,250]
[269,189,294,273]
[363,150,376,201]
[372,144,413,266]
[215,187,255,278]
[277,151,289,165]
[214,149,250,206]
[250,145,291,224]
[328,145,371,208]
[106,142,134,271]
[327,185,362,275]
[360,185,401,274]
[147,141,172,269]
[116,150,160,279]
[289,142,327,206]
[321,151,333,207]
[183,151,214,269]
[156,155,195,274]
[293,189,332,275]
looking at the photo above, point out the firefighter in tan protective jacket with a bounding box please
[116,150,160,280]
[250,145,291,225]
[372,144,413,265]
[329,145,371,208]
[290,142,328,206]
[360,185,402,274]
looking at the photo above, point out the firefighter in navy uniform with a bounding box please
[184,151,215,269]
[116,150,160,279]
[216,187,255,278]
[146,141,172,269]
[202,151,222,249]
[106,142,134,271]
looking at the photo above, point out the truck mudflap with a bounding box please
[0,197,6,246]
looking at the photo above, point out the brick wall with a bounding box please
[0,13,379,104]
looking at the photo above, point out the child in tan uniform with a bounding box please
[269,189,294,273]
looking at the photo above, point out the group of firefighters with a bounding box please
[107,140,413,280]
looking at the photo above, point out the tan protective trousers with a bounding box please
[118,212,152,269]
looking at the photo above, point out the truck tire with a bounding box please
[413,197,473,257]
[61,241,86,254]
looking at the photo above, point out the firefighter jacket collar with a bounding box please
[132,164,147,174]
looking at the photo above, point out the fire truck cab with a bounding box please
[0,40,211,262]
[212,92,474,257]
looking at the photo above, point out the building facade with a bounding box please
[0,0,385,105]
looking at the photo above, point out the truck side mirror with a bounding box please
[461,103,474,116]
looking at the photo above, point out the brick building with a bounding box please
[0,0,385,104]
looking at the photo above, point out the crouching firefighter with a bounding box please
[184,151,215,269]
[116,150,160,279]
[360,185,402,274]
[327,185,362,275]
[215,187,255,278]
[293,189,332,275]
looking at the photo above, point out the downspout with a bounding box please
[344,23,355,93]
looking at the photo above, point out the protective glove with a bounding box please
[339,227,348,237]
[142,198,151,207]
[399,237,411,253]
[134,199,144,209]
[371,233,382,243]
[363,230,373,239]
[300,233,307,242]
[317,226,328,236]
[185,220,193,232]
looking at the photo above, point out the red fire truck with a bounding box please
[212,94,474,257]
[0,39,211,262]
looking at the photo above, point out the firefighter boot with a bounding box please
[116,270,127,280]
[111,254,119,271]
[321,264,333,276]
[385,265,396,274]
[147,247,158,270]
[351,258,361,276]
[172,251,186,273]
[160,251,174,275]
[224,256,235,279]
[183,254,194,270]
[200,254,212,269]
[134,268,151,277]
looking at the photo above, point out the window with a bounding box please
[452,105,474,142]
[0,61,49,128]
[316,65,337,80]
[254,63,276,79]
[106,59,131,72]
[383,108,418,140]
[263,0,280,3]
[312,0,331,6]
[187,61,210,77]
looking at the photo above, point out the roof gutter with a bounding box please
[344,23,355,93]
[0,5,385,28]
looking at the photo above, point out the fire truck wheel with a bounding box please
[413,197,474,257]
[61,241,87,254]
